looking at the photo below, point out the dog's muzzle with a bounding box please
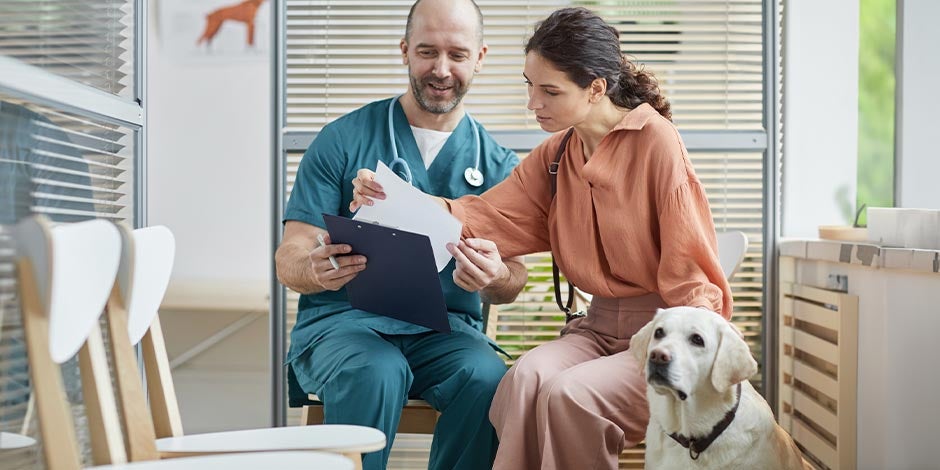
[647,351,688,400]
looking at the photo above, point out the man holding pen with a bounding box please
[274,1,526,469]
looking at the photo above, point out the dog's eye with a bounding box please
[689,334,705,347]
[654,327,665,339]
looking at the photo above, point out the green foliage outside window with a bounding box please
[856,0,896,225]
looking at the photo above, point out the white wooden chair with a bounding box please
[717,230,749,280]
[104,224,384,470]
[12,215,353,470]
[0,431,38,470]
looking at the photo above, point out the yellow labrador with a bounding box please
[631,307,811,469]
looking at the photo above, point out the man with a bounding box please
[275,1,526,468]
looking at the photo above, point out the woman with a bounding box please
[352,7,732,469]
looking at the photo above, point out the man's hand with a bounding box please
[349,169,385,212]
[307,234,367,291]
[448,238,508,292]
[349,168,449,212]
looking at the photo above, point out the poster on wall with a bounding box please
[158,0,270,62]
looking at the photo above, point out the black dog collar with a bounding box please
[667,382,742,460]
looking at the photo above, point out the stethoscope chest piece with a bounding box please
[464,167,484,187]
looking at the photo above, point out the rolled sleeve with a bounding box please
[449,144,555,257]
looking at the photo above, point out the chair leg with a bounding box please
[342,452,362,470]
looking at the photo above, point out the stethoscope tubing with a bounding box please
[387,95,483,187]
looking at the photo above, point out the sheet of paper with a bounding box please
[353,161,462,272]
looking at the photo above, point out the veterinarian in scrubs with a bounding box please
[351,8,732,470]
[276,1,525,469]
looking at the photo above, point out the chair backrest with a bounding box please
[13,216,122,470]
[716,231,748,280]
[107,224,184,459]
[101,223,177,461]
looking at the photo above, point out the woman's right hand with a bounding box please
[349,169,387,212]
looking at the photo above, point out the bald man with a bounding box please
[277,1,526,468]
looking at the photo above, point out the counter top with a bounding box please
[779,239,940,274]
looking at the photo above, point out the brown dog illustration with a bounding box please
[197,0,266,47]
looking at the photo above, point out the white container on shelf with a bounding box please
[867,207,940,249]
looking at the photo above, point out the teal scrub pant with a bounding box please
[292,322,507,470]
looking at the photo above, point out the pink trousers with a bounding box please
[489,294,666,470]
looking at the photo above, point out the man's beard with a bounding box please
[409,73,469,114]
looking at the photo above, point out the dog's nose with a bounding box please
[649,349,671,365]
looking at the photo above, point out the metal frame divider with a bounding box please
[271,0,288,427]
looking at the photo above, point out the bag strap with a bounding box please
[550,129,575,316]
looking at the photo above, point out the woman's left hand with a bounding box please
[349,169,386,212]
[448,238,508,292]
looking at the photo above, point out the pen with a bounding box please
[317,233,341,270]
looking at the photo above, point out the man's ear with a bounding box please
[710,320,758,392]
[400,38,409,65]
[630,308,664,365]
[474,43,488,74]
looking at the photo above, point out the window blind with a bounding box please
[0,0,136,99]
[0,97,135,224]
[0,94,137,468]
[0,0,140,464]
[285,0,763,132]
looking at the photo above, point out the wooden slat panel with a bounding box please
[777,274,858,470]
[792,330,838,364]
[792,300,840,331]
[791,417,838,469]
[783,282,846,310]
[792,360,838,400]
[791,388,838,435]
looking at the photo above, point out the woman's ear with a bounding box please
[589,77,607,103]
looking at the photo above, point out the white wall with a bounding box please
[146,0,272,431]
[897,0,940,209]
[781,0,860,238]
[147,1,271,285]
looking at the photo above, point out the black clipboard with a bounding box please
[323,214,451,333]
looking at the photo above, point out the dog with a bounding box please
[197,0,266,47]
[630,307,811,469]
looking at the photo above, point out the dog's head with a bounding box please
[630,307,757,401]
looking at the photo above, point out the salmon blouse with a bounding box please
[449,103,732,319]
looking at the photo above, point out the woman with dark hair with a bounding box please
[352,7,731,468]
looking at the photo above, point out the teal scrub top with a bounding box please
[284,97,519,363]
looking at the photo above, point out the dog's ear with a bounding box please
[630,308,664,365]
[710,319,758,392]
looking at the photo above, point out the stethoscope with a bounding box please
[387,95,485,188]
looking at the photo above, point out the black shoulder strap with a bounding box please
[550,129,576,316]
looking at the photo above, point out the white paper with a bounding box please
[353,161,462,272]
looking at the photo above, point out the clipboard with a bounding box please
[323,214,451,333]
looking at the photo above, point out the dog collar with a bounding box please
[667,382,742,460]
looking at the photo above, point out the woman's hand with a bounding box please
[448,238,508,292]
[349,169,386,212]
